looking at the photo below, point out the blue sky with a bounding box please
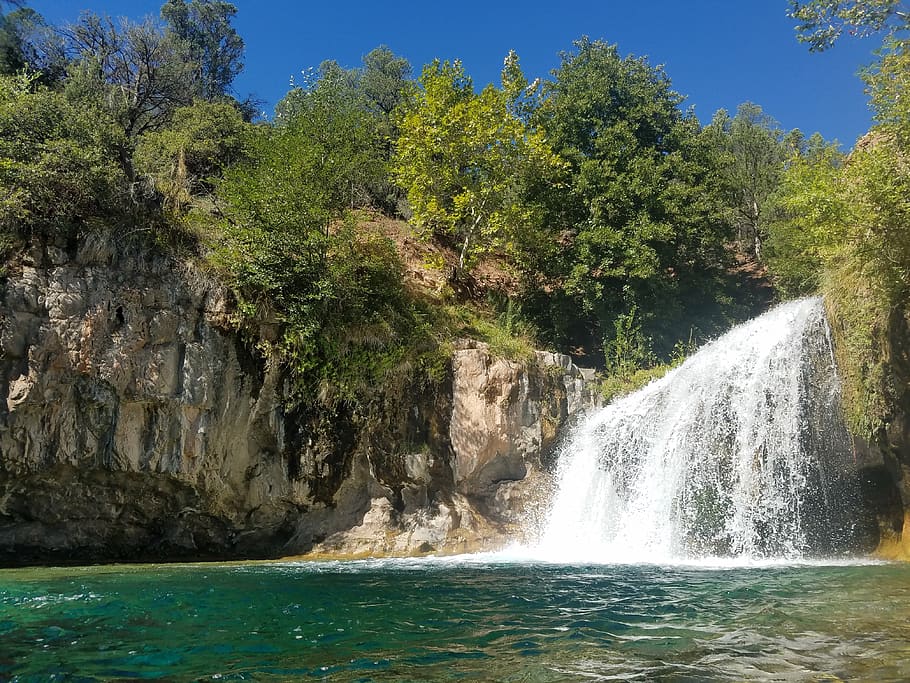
[31,1,879,147]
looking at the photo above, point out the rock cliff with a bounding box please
[0,238,596,565]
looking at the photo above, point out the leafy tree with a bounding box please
[161,0,244,101]
[134,99,246,210]
[217,70,388,322]
[0,71,128,240]
[0,6,65,83]
[360,45,412,119]
[705,102,789,260]
[765,138,846,294]
[393,55,565,273]
[788,0,909,51]
[864,39,910,142]
[215,85,421,399]
[274,51,410,212]
[275,60,388,210]
[529,37,732,355]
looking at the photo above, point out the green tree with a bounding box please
[393,55,564,273]
[360,45,412,119]
[274,59,388,210]
[864,39,910,141]
[0,71,128,241]
[134,99,246,210]
[215,84,420,399]
[530,38,732,355]
[765,137,846,294]
[0,6,65,83]
[705,102,789,260]
[217,71,388,325]
[788,0,909,51]
[161,0,244,101]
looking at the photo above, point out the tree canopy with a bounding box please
[393,55,565,272]
[788,0,909,50]
[160,0,243,101]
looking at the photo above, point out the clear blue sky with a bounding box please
[31,1,879,147]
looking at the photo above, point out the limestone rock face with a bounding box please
[0,239,597,564]
[449,344,591,498]
[0,238,305,564]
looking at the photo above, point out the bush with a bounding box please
[134,100,247,211]
[0,72,128,240]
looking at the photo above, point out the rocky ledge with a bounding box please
[0,238,597,565]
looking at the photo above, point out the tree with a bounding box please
[0,6,65,83]
[706,102,789,260]
[63,14,195,142]
[529,38,732,354]
[134,99,246,210]
[864,39,910,143]
[788,0,909,51]
[274,59,388,210]
[360,45,412,119]
[0,6,38,73]
[215,84,418,394]
[393,55,564,273]
[0,71,128,240]
[161,0,244,101]
[765,138,846,295]
[218,69,389,312]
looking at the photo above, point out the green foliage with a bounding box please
[824,263,894,438]
[161,0,244,101]
[788,0,908,51]
[275,58,397,211]
[767,31,910,439]
[422,299,539,363]
[134,99,247,210]
[360,45,413,120]
[0,71,128,239]
[393,55,565,272]
[765,138,846,295]
[604,306,655,379]
[864,40,910,142]
[705,102,790,260]
[841,135,910,298]
[525,37,733,358]
[214,77,426,404]
[598,364,671,405]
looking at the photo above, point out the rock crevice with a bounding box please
[0,241,596,564]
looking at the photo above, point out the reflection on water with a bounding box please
[1,557,910,681]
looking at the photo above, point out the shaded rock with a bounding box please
[0,240,597,564]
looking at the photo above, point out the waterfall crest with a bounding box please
[536,298,859,563]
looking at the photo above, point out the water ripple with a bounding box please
[1,560,910,680]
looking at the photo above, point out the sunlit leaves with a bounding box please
[788,0,907,51]
[392,56,565,271]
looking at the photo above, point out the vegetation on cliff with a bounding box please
[2,0,902,425]
[759,1,910,441]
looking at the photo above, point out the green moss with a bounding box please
[823,257,895,439]
[598,363,674,404]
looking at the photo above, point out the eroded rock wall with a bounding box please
[0,237,307,564]
[0,238,596,564]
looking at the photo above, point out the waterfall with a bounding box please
[536,298,860,563]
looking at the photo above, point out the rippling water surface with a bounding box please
[2,556,910,681]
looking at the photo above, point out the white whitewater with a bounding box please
[536,297,859,563]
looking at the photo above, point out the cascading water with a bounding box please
[536,297,861,563]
